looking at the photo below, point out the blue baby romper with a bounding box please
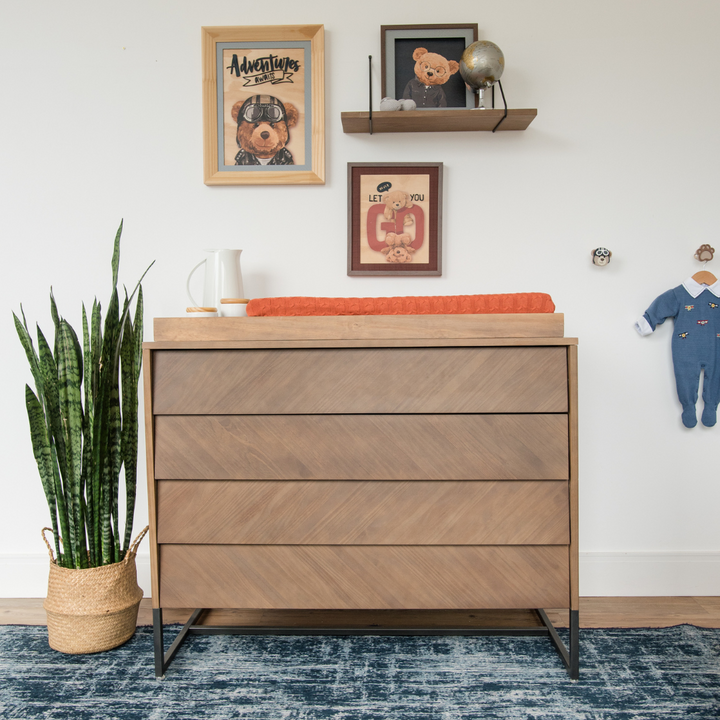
[636,277,720,427]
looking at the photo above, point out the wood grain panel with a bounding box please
[156,480,569,545]
[154,414,569,481]
[158,545,569,609]
[146,338,577,350]
[152,347,567,415]
[340,108,537,133]
[152,314,564,342]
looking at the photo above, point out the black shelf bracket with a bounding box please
[368,55,373,135]
[491,80,508,133]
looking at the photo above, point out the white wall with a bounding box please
[2,0,719,598]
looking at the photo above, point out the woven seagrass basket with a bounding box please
[42,526,148,654]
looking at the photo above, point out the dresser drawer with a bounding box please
[156,480,569,545]
[152,346,568,415]
[154,414,569,481]
[158,544,570,610]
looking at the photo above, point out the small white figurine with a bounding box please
[379,97,417,111]
[592,247,612,266]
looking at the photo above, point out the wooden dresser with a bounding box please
[143,314,578,677]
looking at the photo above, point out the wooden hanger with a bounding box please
[692,269,718,285]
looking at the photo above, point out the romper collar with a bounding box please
[682,277,720,298]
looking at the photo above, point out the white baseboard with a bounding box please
[1,552,719,599]
[579,552,720,596]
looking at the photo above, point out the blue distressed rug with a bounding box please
[1,625,719,719]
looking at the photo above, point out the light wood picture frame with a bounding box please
[348,162,443,276]
[381,24,478,110]
[202,25,325,185]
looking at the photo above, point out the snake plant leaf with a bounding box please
[57,320,87,567]
[81,305,96,566]
[123,285,144,553]
[111,221,123,290]
[65,317,84,387]
[36,327,69,498]
[98,287,122,565]
[48,442,73,568]
[20,305,30,333]
[91,383,108,564]
[24,385,70,567]
[49,289,60,330]
[82,305,92,419]
[108,396,122,564]
[90,300,102,403]
[13,312,43,399]
[120,311,137,554]
[132,286,144,381]
[88,299,103,562]
[50,289,61,360]
[37,329,75,567]
[100,452,114,564]
[112,262,153,372]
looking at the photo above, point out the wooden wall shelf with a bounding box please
[341,108,537,134]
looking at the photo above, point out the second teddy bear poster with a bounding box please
[381,24,478,110]
[348,163,443,276]
[202,25,325,185]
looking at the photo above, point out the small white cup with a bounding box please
[220,299,249,317]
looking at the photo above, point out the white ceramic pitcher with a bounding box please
[186,249,244,315]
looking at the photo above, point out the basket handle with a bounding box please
[124,525,150,562]
[43,526,149,565]
[41,527,61,564]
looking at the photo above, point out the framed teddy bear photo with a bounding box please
[201,25,325,185]
[347,162,443,276]
[381,24,478,110]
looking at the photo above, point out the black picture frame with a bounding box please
[381,24,478,110]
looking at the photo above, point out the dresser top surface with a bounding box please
[147,314,577,349]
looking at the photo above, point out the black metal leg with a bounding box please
[537,609,580,680]
[153,608,164,678]
[154,607,205,678]
[569,609,579,680]
[164,609,204,671]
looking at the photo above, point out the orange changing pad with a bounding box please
[246,293,555,317]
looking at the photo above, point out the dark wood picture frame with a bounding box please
[348,162,443,276]
[381,24,478,110]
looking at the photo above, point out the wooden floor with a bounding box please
[2,597,720,628]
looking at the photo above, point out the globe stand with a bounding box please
[476,79,508,133]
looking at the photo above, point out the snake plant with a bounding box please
[14,221,153,569]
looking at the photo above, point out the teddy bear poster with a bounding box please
[222,46,306,167]
[359,174,431,265]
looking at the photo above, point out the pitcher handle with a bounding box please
[186,259,206,307]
